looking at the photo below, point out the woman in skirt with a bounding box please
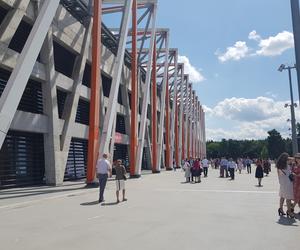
[255,159,264,187]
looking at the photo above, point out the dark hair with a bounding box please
[276,153,289,170]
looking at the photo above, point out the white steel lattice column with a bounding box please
[99,0,133,156]
[184,75,189,159]
[135,4,157,175]
[170,50,178,167]
[178,64,184,165]
[156,32,170,171]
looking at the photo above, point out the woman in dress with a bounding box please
[255,159,264,187]
[276,153,295,218]
[237,158,243,174]
[192,158,202,183]
[292,153,300,214]
[183,159,191,183]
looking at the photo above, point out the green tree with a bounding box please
[267,129,285,159]
[260,146,268,159]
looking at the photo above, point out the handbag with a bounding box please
[281,169,294,182]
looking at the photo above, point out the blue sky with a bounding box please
[156,0,300,140]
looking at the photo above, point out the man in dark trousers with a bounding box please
[96,153,112,203]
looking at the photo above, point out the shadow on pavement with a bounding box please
[0,186,86,200]
[101,201,119,206]
[277,216,298,226]
[80,201,99,206]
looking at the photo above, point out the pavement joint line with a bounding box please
[155,188,277,194]
[0,188,98,210]
[87,215,103,220]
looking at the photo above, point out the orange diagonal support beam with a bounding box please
[151,38,157,173]
[87,0,102,183]
[130,0,138,176]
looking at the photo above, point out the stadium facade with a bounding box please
[0,0,206,189]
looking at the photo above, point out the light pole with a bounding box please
[279,64,298,155]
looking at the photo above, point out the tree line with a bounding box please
[206,129,293,160]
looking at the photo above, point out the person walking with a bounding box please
[220,157,228,178]
[245,157,252,174]
[202,157,209,177]
[115,159,127,203]
[292,153,300,214]
[255,159,264,187]
[192,158,202,183]
[173,159,177,171]
[183,159,191,182]
[228,158,236,180]
[96,153,112,203]
[263,159,270,176]
[276,153,295,218]
[237,158,243,174]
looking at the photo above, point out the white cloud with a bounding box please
[178,55,205,83]
[205,96,296,141]
[216,30,294,62]
[217,41,249,62]
[248,30,261,41]
[211,97,282,122]
[256,31,294,56]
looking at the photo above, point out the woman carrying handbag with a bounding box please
[276,153,295,218]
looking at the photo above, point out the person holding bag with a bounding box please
[115,159,127,203]
[292,153,300,214]
[276,153,295,218]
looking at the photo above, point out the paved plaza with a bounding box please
[0,168,299,250]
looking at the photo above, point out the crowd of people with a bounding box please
[182,154,300,219]
[182,157,271,185]
[95,152,300,220]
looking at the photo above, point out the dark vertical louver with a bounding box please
[64,138,88,180]
[75,99,90,125]
[0,68,43,114]
[0,131,45,189]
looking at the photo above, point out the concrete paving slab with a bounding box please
[0,167,299,250]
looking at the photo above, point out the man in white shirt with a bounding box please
[96,153,112,203]
[228,158,237,180]
[202,158,209,177]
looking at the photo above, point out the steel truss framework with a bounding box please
[0,0,206,186]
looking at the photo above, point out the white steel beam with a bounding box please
[184,76,189,159]
[156,32,170,171]
[178,64,184,165]
[170,50,178,167]
[135,3,157,175]
[99,0,133,156]
[0,0,60,149]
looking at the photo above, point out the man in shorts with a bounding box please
[115,159,127,203]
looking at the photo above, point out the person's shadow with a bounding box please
[80,201,99,206]
[277,216,298,226]
[101,201,119,206]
